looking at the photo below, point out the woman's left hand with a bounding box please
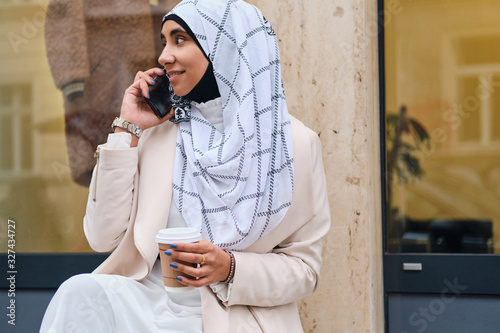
[166,239,231,287]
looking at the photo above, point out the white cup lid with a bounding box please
[155,227,201,244]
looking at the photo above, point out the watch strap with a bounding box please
[111,117,143,138]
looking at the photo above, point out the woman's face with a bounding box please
[158,20,209,97]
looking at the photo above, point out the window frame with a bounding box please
[447,31,500,147]
[0,83,37,178]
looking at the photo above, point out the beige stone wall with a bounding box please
[247,1,384,332]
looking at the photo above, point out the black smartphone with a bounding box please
[144,73,172,118]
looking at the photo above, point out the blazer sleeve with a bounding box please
[83,145,139,252]
[226,128,331,307]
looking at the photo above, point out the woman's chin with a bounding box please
[171,86,189,97]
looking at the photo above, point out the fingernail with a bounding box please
[170,244,178,249]
[170,263,178,269]
[165,250,171,256]
[151,79,156,83]
[148,92,150,99]
[175,276,182,282]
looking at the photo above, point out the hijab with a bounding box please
[164,0,294,250]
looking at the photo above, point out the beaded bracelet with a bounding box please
[223,250,235,283]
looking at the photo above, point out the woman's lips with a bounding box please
[167,71,184,82]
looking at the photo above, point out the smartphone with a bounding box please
[144,73,172,118]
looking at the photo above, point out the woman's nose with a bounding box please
[158,46,174,67]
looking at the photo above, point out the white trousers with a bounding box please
[39,260,203,333]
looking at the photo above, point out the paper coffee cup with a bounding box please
[156,227,202,292]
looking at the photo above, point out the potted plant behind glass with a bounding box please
[386,105,431,252]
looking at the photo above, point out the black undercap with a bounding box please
[185,62,220,103]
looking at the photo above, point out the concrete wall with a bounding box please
[248,1,384,332]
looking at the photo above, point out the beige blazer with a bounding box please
[84,116,331,333]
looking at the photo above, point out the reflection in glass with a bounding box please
[457,76,481,142]
[492,74,500,142]
[20,114,34,171]
[0,114,14,171]
[385,0,500,254]
[0,1,180,253]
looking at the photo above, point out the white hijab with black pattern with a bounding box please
[166,0,293,250]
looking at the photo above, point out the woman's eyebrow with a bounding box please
[169,28,187,37]
[160,28,187,42]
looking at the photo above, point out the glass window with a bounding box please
[385,0,500,254]
[0,0,178,253]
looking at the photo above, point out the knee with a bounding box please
[55,274,107,303]
[41,274,110,333]
[57,274,94,293]
[51,274,113,321]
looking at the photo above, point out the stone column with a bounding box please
[248,1,384,332]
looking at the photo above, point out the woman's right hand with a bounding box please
[119,67,173,132]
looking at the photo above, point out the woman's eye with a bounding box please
[176,36,186,44]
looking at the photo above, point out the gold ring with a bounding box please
[200,254,206,266]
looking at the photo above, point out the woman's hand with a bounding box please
[166,239,232,287]
[117,67,174,142]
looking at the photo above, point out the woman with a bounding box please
[40,1,330,332]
